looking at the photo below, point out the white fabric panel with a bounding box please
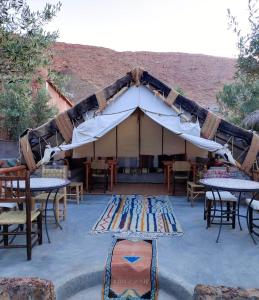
[186,141,208,159]
[163,129,185,155]
[140,114,162,155]
[117,112,139,157]
[181,133,223,152]
[73,142,94,158]
[43,85,235,165]
[95,128,116,157]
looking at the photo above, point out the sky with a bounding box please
[27,0,252,58]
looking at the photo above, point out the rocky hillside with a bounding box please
[51,42,236,111]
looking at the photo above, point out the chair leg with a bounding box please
[207,200,212,228]
[55,198,60,223]
[3,225,8,246]
[26,222,32,261]
[37,213,43,245]
[172,178,175,195]
[63,195,67,220]
[76,186,80,205]
[232,202,236,229]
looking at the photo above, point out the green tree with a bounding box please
[0,81,32,139]
[0,0,61,83]
[31,87,58,128]
[0,0,61,139]
[217,0,259,128]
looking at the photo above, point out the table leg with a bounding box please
[110,167,113,191]
[53,189,63,230]
[216,189,223,243]
[45,191,51,244]
[237,192,242,231]
[86,165,89,192]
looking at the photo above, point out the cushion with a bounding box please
[246,198,259,210]
[0,210,40,224]
[0,202,17,209]
[206,191,237,202]
[34,193,65,201]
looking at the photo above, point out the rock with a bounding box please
[0,278,56,300]
[193,284,259,300]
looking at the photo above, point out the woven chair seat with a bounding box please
[0,210,40,225]
[34,193,64,201]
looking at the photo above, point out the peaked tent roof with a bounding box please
[45,86,228,158]
[20,67,258,174]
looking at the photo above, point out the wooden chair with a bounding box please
[33,166,68,222]
[172,161,191,195]
[90,160,108,192]
[187,181,205,206]
[67,182,83,204]
[246,196,259,243]
[0,166,42,260]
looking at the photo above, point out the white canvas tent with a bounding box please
[41,85,235,166]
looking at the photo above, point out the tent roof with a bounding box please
[20,67,257,172]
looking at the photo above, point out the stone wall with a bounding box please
[194,284,259,299]
[0,278,56,300]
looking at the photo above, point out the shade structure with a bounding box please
[41,86,235,165]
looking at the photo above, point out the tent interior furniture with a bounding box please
[89,160,109,193]
[246,197,259,244]
[85,159,116,192]
[172,161,191,195]
[187,181,205,207]
[205,191,237,229]
[67,181,83,204]
[33,166,68,222]
[0,166,42,261]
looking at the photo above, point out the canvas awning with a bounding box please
[41,86,236,165]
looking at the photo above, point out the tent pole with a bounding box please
[116,126,118,159]
[138,110,141,168]
[162,127,164,155]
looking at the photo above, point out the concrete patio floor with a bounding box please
[1,195,259,299]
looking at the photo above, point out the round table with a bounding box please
[12,177,70,243]
[200,178,259,243]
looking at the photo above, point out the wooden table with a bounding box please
[85,160,117,192]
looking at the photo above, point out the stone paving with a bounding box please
[0,195,259,299]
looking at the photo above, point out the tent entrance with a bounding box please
[72,110,208,183]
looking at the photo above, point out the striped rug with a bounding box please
[92,195,183,237]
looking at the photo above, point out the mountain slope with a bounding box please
[51,42,236,110]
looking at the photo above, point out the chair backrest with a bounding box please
[42,166,68,194]
[91,160,108,170]
[0,167,31,212]
[42,166,68,179]
[173,161,191,172]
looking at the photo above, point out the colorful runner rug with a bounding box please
[102,238,158,300]
[92,195,183,237]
